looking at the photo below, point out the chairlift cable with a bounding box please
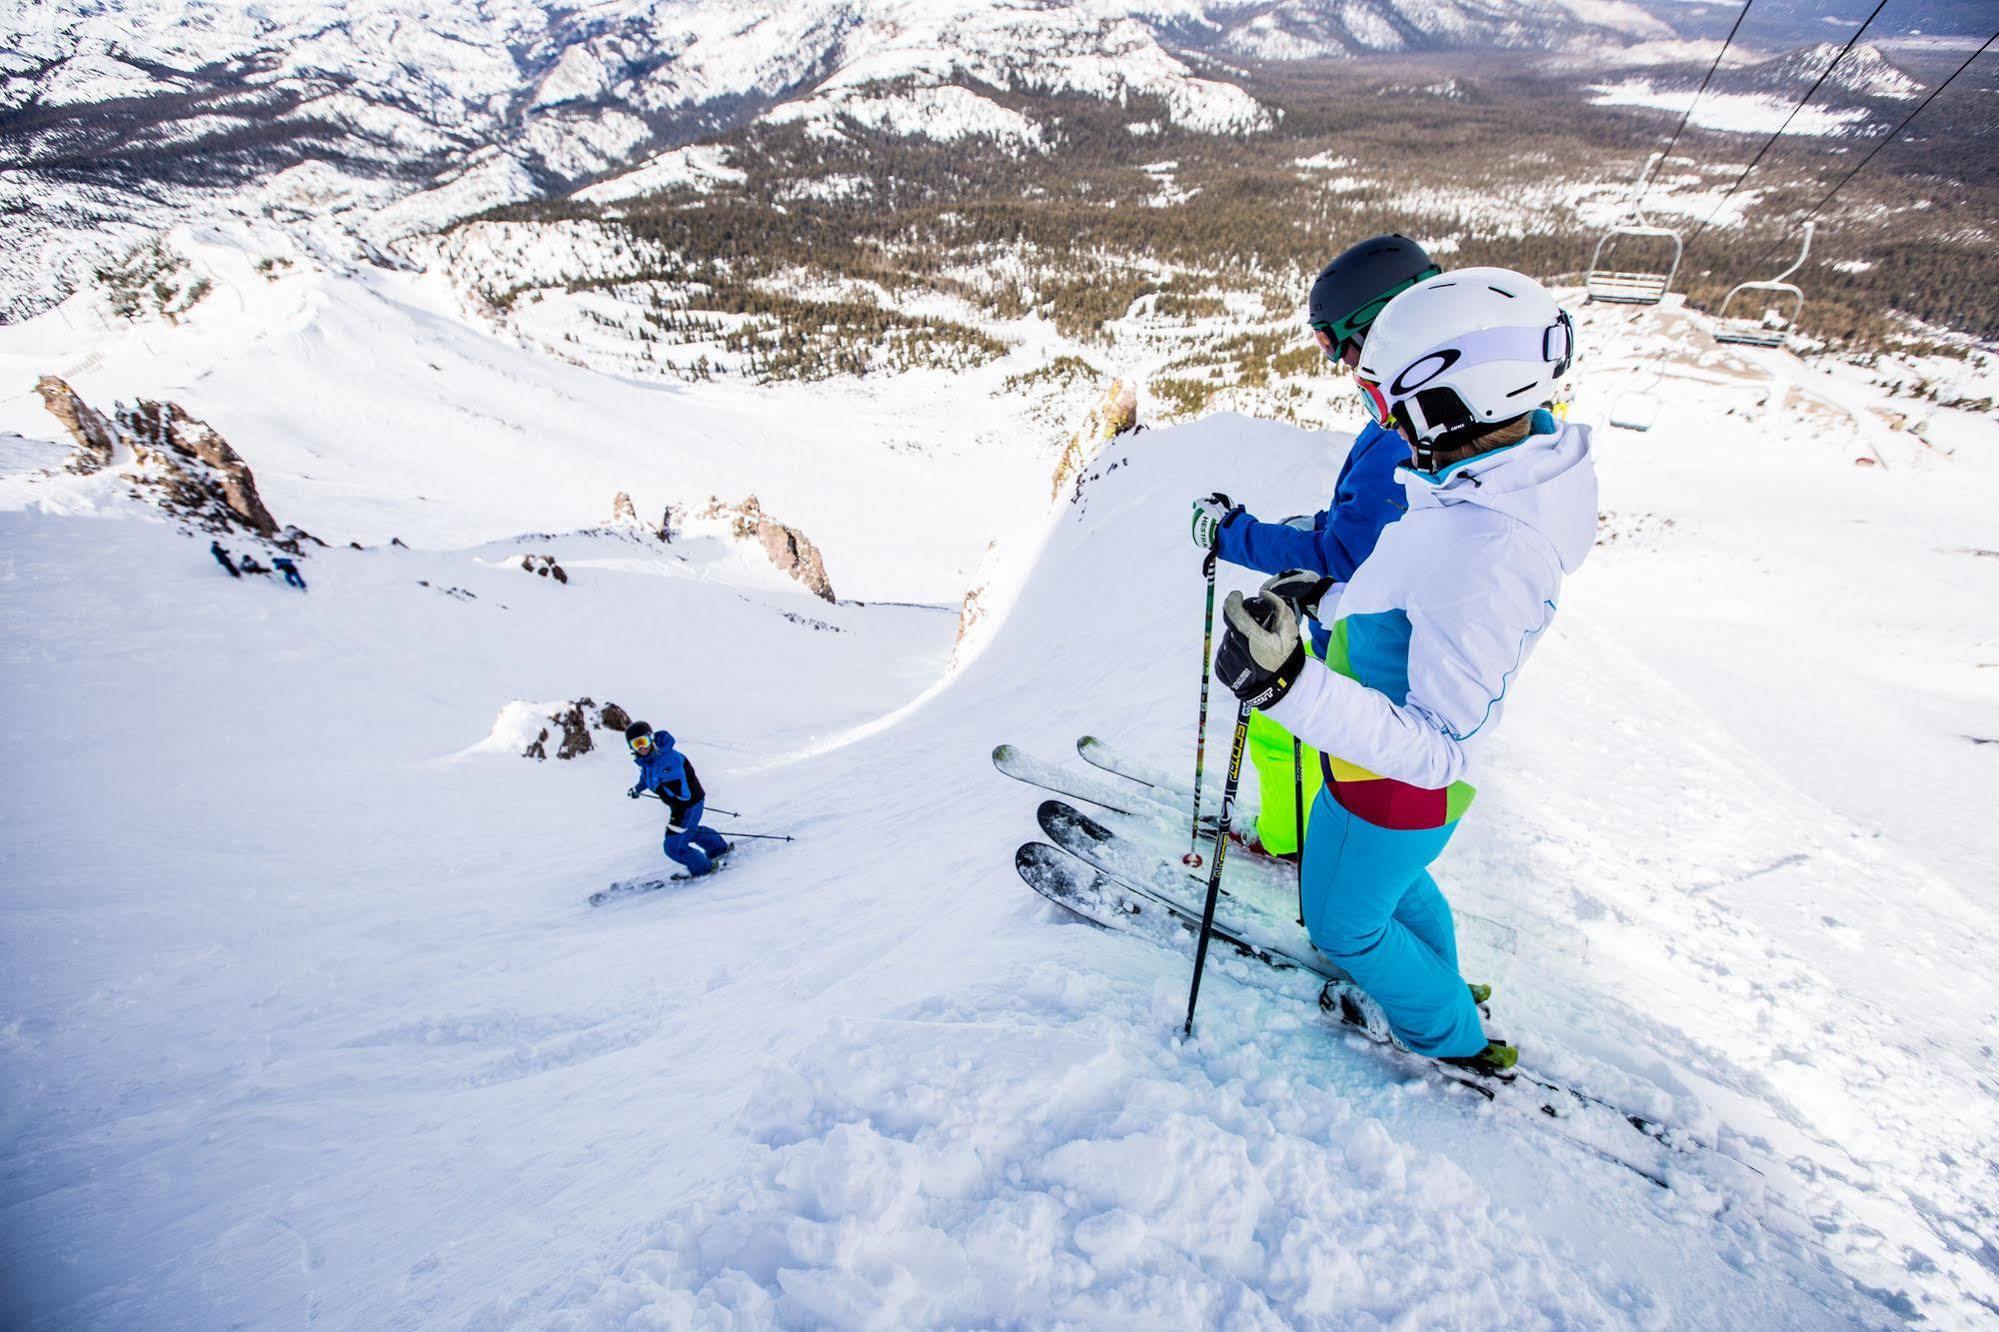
[1738,29,1997,274]
[1682,0,1892,255]
[1639,0,1757,212]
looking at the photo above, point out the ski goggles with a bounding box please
[1353,373,1395,426]
[1308,265,1442,363]
[629,735,654,754]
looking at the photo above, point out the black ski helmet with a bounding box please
[1307,234,1442,359]
[624,720,652,745]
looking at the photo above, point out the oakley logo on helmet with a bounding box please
[1390,348,1461,397]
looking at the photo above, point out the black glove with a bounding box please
[627,783,643,799]
[1260,569,1333,622]
[1190,492,1240,551]
[1216,590,1305,710]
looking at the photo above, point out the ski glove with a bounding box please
[1191,493,1241,551]
[1261,568,1334,622]
[627,783,643,799]
[1216,590,1305,710]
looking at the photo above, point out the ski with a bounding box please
[1076,734,1187,797]
[992,744,1182,821]
[1071,744,1547,957]
[1037,799,1319,962]
[589,844,741,907]
[1017,843,1315,980]
[1021,807,1721,1187]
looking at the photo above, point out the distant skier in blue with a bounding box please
[272,556,307,590]
[625,720,730,877]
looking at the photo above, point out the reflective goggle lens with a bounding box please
[1355,375,1394,426]
[630,735,652,753]
[1310,323,1360,366]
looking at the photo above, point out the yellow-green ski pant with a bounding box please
[1248,708,1323,856]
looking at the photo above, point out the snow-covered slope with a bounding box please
[3,225,1998,1326]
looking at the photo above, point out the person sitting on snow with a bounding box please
[1213,267,1594,1076]
[1188,235,1442,861]
[625,720,730,878]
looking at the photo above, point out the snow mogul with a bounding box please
[1213,268,1591,1075]
[624,720,731,878]
[1189,234,1442,859]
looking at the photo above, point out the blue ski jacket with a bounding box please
[632,730,703,808]
[1213,420,1408,583]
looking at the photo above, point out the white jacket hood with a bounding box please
[1403,418,1598,574]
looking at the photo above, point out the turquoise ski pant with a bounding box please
[1303,794,1486,1059]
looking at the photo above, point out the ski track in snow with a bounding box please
[2,224,1997,1328]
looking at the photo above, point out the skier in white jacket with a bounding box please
[1213,267,1596,1074]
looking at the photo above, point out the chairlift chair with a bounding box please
[1585,153,1684,306]
[1714,222,1815,348]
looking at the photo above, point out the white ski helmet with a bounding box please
[1353,266,1575,469]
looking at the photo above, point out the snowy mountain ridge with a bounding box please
[4,0,1696,322]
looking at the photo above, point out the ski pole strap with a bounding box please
[1184,699,1252,1037]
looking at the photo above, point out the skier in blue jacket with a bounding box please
[625,719,730,877]
[1188,235,1443,857]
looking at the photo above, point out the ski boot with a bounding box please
[1467,982,1492,1020]
[1442,1041,1519,1078]
[1318,979,1394,1045]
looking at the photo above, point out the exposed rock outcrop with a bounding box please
[37,376,288,540]
[520,553,569,583]
[693,494,835,602]
[611,491,638,526]
[499,696,632,761]
[1051,377,1139,501]
[122,399,279,536]
[35,376,120,474]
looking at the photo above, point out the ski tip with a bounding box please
[991,743,1015,762]
[1035,797,1112,843]
[1076,735,1103,752]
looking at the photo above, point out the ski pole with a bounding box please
[1184,699,1252,1037]
[722,830,795,843]
[1184,551,1219,868]
[641,792,740,819]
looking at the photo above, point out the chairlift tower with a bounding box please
[1714,222,1816,348]
[1586,153,1684,306]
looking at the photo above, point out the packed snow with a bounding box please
[2,219,1998,1331]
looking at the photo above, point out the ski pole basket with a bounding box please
[1714,221,1814,348]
